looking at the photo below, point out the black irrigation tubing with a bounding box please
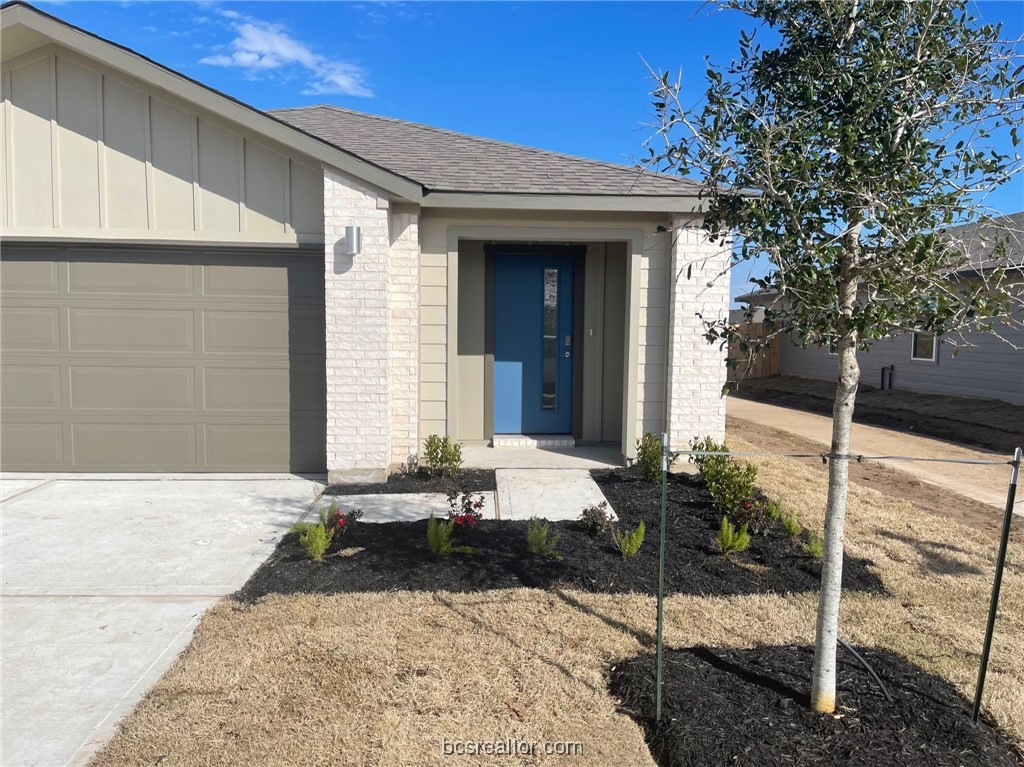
[676,450,1014,466]
[837,637,894,703]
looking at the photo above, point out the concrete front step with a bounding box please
[492,434,576,449]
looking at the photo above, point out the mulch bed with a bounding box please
[236,468,883,602]
[609,644,1022,767]
[323,468,496,496]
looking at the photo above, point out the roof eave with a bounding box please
[420,191,705,214]
[0,2,425,202]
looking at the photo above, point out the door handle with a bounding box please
[563,351,571,358]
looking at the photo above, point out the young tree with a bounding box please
[649,0,1023,713]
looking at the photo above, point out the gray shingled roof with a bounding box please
[944,212,1024,272]
[270,105,701,197]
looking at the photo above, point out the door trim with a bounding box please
[447,225,644,463]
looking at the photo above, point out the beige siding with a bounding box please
[418,209,680,446]
[637,229,672,439]
[1,44,324,244]
[419,248,448,439]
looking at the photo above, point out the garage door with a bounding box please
[0,246,326,472]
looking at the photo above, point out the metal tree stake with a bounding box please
[972,445,1021,723]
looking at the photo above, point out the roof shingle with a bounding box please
[270,105,701,197]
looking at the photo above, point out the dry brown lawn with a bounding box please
[93,437,1024,767]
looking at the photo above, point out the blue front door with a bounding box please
[494,254,574,434]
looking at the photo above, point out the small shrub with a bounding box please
[633,432,662,483]
[423,434,463,478]
[579,501,613,536]
[715,516,751,555]
[705,460,758,516]
[526,517,562,560]
[426,513,453,556]
[334,507,363,536]
[613,521,646,560]
[299,523,333,562]
[803,532,824,560]
[447,491,485,529]
[733,496,773,536]
[782,513,803,538]
[426,514,479,557]
[688,435,731,481]
[765,498,785,522]
[321,500,363,536]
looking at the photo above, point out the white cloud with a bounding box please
[199,13,372,97]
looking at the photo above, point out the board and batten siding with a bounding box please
[1,44,324,245]
[637,229,671,439]
[417,209,675,446]
[779,312,1024,406]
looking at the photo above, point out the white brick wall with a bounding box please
[323,166,423,483]
[665,217,731,449]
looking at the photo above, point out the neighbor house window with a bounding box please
[827,337,838,356]
[911,331,937,362]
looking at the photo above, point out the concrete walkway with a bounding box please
[328,492,497,523]
[0,476,317,767]
[496,469,615,521]
[727,398,1021,514]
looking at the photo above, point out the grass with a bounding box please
[93,436,1024,767]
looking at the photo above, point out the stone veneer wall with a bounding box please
[322,165,420,482]
[665,217,731,448]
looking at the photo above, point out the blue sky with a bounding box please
[36,1,1024,299]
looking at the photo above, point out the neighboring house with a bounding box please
[736,212,1024,406]
[0,2,731,482]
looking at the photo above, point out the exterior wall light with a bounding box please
[345,225,362,256]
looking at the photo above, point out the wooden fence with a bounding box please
[727,324,780,381]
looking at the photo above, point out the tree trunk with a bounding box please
[810,280,861,713]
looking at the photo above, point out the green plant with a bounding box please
[633,432,662,483]
[765,498,785,522]
[322,500,363,536]
[688,435,731,482]
[649,0,1024,715]
[715,516,750,555]
[299,523,333,562]
[426,514,479,557]
[447,491,485,529]
[613,521,646,560]
[579,502,613,536]
[733,497,773,536]
[704,460,758,516]
[782,513,803,539]
[422,435,463,478]
[526,517,562,560]
[803,533,824,560]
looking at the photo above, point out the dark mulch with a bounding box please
[236,468,883,602]
[323,468,496,496]
[609,644,1022,767]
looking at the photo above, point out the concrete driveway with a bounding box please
[0,475,319,767]
[727,398,1021,514]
